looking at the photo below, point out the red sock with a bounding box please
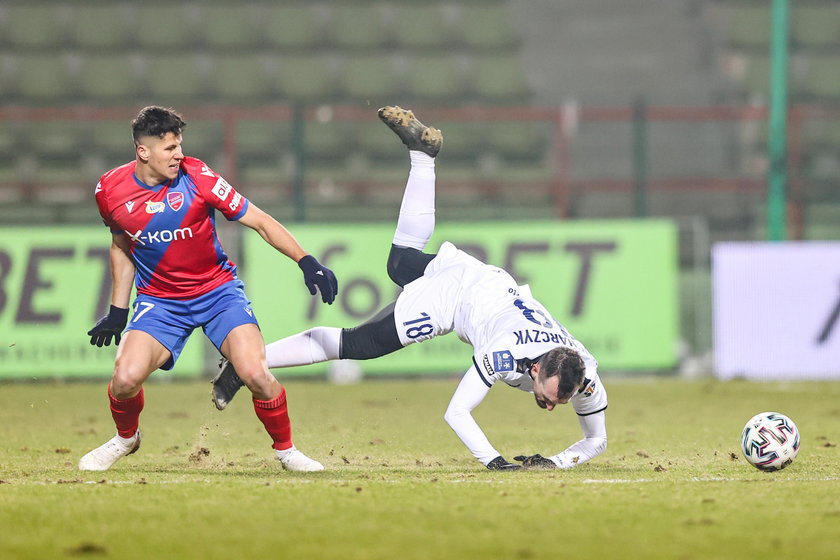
[108,386,144,439]
[253,388,293,451]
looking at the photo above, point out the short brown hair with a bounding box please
[131,106,186,145]
[538,347,585,400]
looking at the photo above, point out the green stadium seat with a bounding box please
[238,156,294,189]
[801,119,840,154]
[200,4,262,49]
[390,5,452,50]
[718,5,771,50]
[456,4,519,50]
[68,4,132,49]
[181,121,225,163]
[33,155,91,188]
[235,120,294,158]
[274,55,335,101]
[404,56,466,103]
[142,53,207,102]
[92,120,132,158]
[4,4,65,48]
[304,120,353,160]
[339,54,402,103]
[485,121,548,160]
[209,54,272,102]
[792,5,840,49]
[328,5,390,49]
[355,120,404,159]
[78,54,141,103]
[14,53,76,103]
[466,55,530,103]
[731,56,770,100]
[132,5,197,49]
[262,5,326,49]
[799,56,840,102]
[26,122,83,157]
[434,122,487,160]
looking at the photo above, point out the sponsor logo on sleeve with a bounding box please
[166,191,184,211]
[200,165,216,177]
[145,201,165,214]
[492,351,514,372]
[228,191,242,211]
[482,354,496,377]
[211,177,232,201]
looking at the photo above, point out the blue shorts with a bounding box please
[125,279,259,370]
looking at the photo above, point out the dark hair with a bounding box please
[538,347,585,400]
[131,106,186,145]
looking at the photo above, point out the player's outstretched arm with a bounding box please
[444,366,516,469]
[238,203,338,304]
[515,410,608,470]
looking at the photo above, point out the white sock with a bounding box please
[265,327,342,368]
[392,150,436,250]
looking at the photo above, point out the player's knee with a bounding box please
[236,363,276,395]
[111,361,147,397]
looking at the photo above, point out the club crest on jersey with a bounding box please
[492,351,514,372]
[166,192,184,211]
[145,201,165,214]
[124,200,135,213]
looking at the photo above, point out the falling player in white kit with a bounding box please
[213,106,608,470]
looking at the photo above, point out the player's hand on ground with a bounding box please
[513,454,556,469]
[486,456,522,470]
[87,305,129,347]
[298,255,338,304]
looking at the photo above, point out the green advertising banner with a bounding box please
[0,227,202,379]
[246,220,678,376]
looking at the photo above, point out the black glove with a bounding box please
[87,305,129,347]
[486,456,522,470]
[513,454,557,469]
[298,255,338,304]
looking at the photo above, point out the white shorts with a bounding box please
[393,242,482,346]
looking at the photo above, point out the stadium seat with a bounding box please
[67,4,132,49]
[200,4,262,49]
[209,54,272,102]
[235,120,294,158]
[718,4,771,50]
[304,120,353,160]
[802,118,840,155]
[181,120,225,163]
[328,5,390,50]
[4,4,66,48]
[455,4,519,50]
[465,55,530,103]
[404,56,466,103]
[78,54,142,104]
[338,54,402,103]
[13,53,76,103]
[484,121,548,160]
[792,5,840,49]
[262,5,327,49]
[799,56,840,102]
[26,122,83,157]
[274,55,335,101]
[141,53,208,103]
[434,121,488,161]
[390,5,453,50]
[132,5,197,49]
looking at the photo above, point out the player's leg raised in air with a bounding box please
[212,106,443,410]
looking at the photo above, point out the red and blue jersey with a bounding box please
[94,156,250,300]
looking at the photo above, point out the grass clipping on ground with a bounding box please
[1,378,839,560]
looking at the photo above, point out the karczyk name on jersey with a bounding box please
[128,227,194,246]
[513,329,571,346]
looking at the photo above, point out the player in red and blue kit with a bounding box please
[79,106,338,472]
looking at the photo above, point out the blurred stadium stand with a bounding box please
[0,0,837,244]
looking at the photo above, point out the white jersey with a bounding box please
[394,241,607,417]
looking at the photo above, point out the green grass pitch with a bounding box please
[1,377,839,560]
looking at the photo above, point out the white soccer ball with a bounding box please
[740,412,800,471]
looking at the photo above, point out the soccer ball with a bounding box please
[740,412,800,471]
